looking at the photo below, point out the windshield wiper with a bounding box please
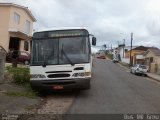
[42,61,47,67]
[42,50,55,67]
[61,44,75,66]
[42,55,47,67]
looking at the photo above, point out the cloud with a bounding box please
[1,0,160,48]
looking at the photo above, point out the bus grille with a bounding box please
[42,81,75,85]
[47,74,70,78]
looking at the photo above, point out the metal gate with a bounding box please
[0,46,7,83]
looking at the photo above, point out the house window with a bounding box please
[14,12,20,24]
[24,41,29,51]
[25,20,30,34]
[125,49,128,52]
[150,57,153,63]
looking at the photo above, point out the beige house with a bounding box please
[144,48,160,74]
[0,3,36,53]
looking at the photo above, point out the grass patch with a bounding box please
[5,66,39,98]
[119,62,130,69]
[6,66,30,84]
[6,91,37,99]
[5,83,39,99]
[106,54,113,60]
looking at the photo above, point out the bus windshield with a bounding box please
[31,36,90,66]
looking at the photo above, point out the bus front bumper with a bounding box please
[30,78,90,91]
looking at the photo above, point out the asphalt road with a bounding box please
[67,59,160,114]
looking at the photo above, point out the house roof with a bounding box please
[0,3,36,22]
[115,46,138,50]
[127,46,159,53]
[131,46,158,51]
[143,48,160,56]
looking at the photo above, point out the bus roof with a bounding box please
[33,28,89,39]
[35,27,88,33]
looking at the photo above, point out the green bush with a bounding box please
[106,54,113,59]
[6,66,30,84]
[119,62,130,68]
[5,66,39,98]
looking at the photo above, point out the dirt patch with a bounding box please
[0,83,41,114]
[37,95,75,114]
[17,92,76,120]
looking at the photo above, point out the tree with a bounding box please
[103,44,107,50]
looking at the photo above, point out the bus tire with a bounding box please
[83,82,91,90]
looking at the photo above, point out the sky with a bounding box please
[1,0,160,51]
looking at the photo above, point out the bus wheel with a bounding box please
[84,82,91,90]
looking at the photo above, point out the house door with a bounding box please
[9,37,20,51]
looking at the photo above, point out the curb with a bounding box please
[117,62,160,82]
[117,62,130,70]
[147,74,160,83]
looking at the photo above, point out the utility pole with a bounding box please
[111,44,112,54]
[123,39,125,58]
[111,44,112,50]
[117,40,119,47]
[129,33,133,67]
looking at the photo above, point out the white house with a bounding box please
[113,45,138,64]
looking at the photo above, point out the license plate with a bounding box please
[53,85,64,90]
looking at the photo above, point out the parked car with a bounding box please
[6,51,30,64]
[130,64,148,76]
[112,58,119,63]
[97,55,106,59]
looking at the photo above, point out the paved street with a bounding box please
[67,59,160,114]
[2,58,160,120]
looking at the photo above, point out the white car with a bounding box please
[131,64,148,76]
[112,58,119,63]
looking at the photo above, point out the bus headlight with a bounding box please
[72,73,85,77]
[30,74,46,78]
[84,72,91,76]
[72,72,91,77]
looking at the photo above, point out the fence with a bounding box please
[0,46,7,83]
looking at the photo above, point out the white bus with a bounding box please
[30,28,96,91]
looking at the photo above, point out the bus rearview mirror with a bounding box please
[92,37,96,46]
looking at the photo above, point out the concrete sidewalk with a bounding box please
[147,73,160,82]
